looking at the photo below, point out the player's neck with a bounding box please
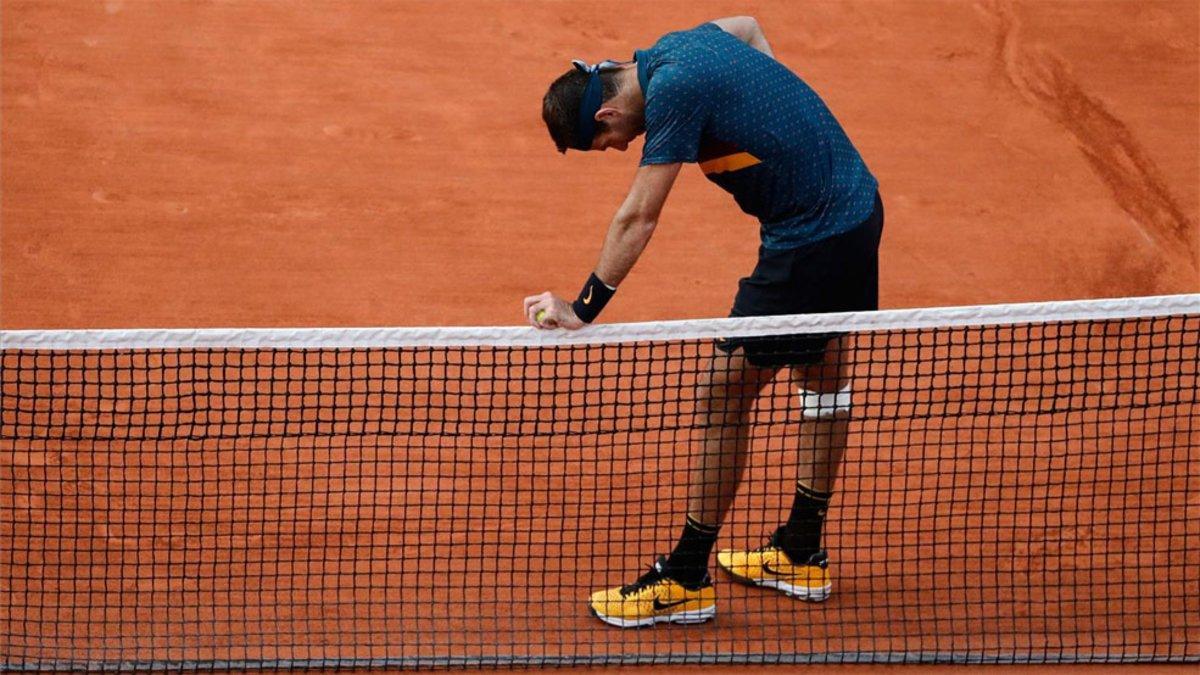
[616,65,644,110]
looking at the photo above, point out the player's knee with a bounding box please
[798,383,852,419]
[699,356,769,402]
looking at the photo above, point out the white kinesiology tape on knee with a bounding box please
[798,383,852,419]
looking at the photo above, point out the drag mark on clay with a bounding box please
[982,0,1197,269]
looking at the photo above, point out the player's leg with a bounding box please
[715,337,847,602]
[782,337,851,560]
[588,350,776,628]
[717,190,883,601]
[667,350,778,576]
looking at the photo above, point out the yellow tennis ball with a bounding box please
[535,309,547,323]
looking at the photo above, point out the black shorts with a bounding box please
[716,191,884,367]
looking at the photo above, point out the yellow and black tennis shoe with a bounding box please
[588,557,716,628]
[717,528,832,602]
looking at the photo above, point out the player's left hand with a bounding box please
[523,292,585,330]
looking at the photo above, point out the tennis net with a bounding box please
[1,295,1198,669]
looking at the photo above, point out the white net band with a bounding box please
[1,294,1197,350]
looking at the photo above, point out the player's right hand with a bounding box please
[523,292,585,330]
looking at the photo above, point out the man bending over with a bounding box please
[524,16,883,627]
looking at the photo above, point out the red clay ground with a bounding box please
[1,0,1197,671]
[1,0,1196,330]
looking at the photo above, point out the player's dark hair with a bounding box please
[542,67,622,153]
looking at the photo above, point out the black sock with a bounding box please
[781,483,831,561]
[664,515,719,586]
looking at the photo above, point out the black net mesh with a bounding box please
[1,313,1198,668]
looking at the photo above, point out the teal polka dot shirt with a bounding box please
[635,23,878,250]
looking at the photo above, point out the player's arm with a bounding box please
[711,16,774,58]
[595,162,681,287]
[524,162,682,329]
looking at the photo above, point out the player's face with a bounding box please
[590,109,645,152]
[592,130,630,152]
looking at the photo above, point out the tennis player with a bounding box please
[524,17,883,628]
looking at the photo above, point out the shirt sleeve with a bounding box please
[639,64,708,166]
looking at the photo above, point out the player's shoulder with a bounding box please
[642,23,733,99]
[643,23,729,74]
[649,21,726,51]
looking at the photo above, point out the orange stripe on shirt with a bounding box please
[699,152,761,174]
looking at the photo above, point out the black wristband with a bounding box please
[571,272,616,324]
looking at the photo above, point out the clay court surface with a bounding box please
[1,0,1196,327]
[1,0,1197,670]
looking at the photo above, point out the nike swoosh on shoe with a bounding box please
[652,597,690,611]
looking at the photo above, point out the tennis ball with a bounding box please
[535,309,547,323]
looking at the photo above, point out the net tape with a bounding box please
[4,294,1197,349]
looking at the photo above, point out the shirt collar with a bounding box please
[633,49,650,97]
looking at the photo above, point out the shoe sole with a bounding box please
[719,565,832,602]
[589,604,716,628]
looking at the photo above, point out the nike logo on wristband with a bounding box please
[583,286,594,304]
